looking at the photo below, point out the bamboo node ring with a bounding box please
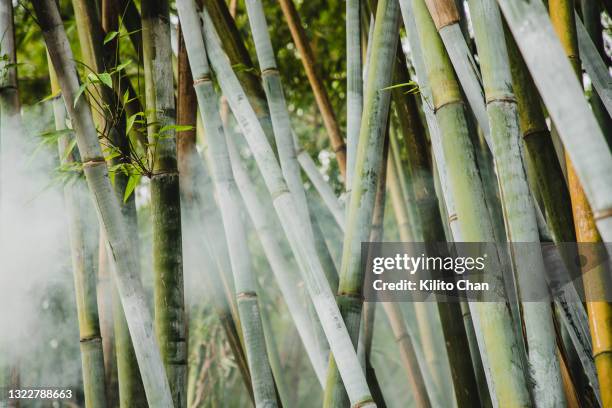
[261,67,280,76]
[82,157,106,167]
[237,291,257,299]
[194,75,212,85]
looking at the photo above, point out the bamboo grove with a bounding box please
[0,0,611,406]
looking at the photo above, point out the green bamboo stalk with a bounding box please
[401,7,491,405]
[358,130,389,408]
[34,1,173,405]
[176,2,280,405]
[141,2,187,406]
[201,10,375,406]
[324,0,399,405]
[424,0,490,141]
[346,0,362,189]
[225,132,328,384]
[277,0,347,178]
[391,59,482,406]
[496,0,612,244]
[469,0,565,405]
[100,1,149,405]
[505,36,575,244]
[48,58,108,408]
[400,0,533,405]
[505,25,600,404]
[70,1,148,403]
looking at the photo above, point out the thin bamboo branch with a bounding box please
[33,1,173,405]
[277,0,347,178]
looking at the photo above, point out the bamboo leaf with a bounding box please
[103,30,118,44]
[73,82,88,108]
[123,173,141,203]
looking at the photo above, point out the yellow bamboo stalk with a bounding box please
[549,2,612,406]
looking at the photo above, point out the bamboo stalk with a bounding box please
[33,1,173,405]
[324,0,399,405]
[243,0,313,253]
[191,158,256,403]
[48,57,108,408]
[400,6,492,404]
[100,1,149,405]
[496,0,612,244]
[346,0,362,189]
[0,0,20,134]
[141,2,187,406]
[296,149,345,231]
[400,0,533,405]
[201,10,375,406]
[424,0,490,141]
[202,0,276,148]
[575,16,612,119]
[360,135,388,408]
[176,26,254,403]
[226,133,328,384]
[549,2,612,406]
[277,0,347,178]
[469,0,565,405]
[578,1,612,146]
[177,2,281,405]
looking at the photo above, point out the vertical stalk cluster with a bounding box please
[469,0,564,405]
[33,1,173,405]
[201,10,375,406]
[400,0,532,405]
[176,1,279,405]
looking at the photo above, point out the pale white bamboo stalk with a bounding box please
[176,1,278,405]
[33,1,173,405]
[201,10,375,406]
[296,147,345,231]
[346,0,362,190]
[226,133,328,385]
